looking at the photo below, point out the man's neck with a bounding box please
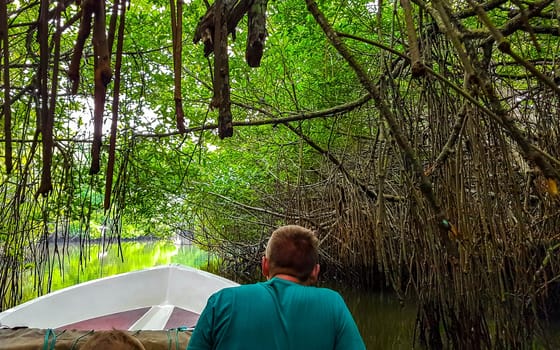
[271,273,302,284]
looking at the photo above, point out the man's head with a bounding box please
[262,225,320,285]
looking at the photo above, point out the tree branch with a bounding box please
[132,93,372,138]
[305,0,457,250]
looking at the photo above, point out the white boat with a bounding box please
[0,264,238,331]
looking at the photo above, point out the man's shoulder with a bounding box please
[311,285,345,300]
[211,280,344,301]
[271,279,345,300]
[211,281,266,298]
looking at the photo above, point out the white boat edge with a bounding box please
[0,264,238,330]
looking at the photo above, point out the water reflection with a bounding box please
[329,285,416,349]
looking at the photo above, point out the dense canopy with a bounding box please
[1,0,560,347]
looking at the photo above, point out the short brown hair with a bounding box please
[265,225,319,281]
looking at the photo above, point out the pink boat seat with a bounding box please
[58,307,200,331]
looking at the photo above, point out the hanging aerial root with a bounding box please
[68,0,95,94]
[92,0,112,89]
[37,0,53,196]
[193,0,252,57]
[104,0,126,210]
[193,0,271,138]
[90,0,112,175]
[212,0,233,139]
[67,0,112,175]
[246,0,268,67]
[170,0,186,133]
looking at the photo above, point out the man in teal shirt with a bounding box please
[187,225,366,350]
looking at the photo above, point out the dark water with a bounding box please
[19,240,560,349]
[337,287,416,349]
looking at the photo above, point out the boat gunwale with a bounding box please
[0,264,238,330]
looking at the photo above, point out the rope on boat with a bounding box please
[42,328,56,350]
[69,330,94,350]
[166,326,189,350]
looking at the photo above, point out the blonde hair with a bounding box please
[265,225,319,281]
[81,330,145,350]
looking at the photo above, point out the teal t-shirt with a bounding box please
[187,277,366,350]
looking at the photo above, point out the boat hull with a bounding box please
[0,264,238,331]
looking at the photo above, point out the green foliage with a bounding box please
[0,0,439,246]
[19,241,213,303]
[3,1,560,347]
